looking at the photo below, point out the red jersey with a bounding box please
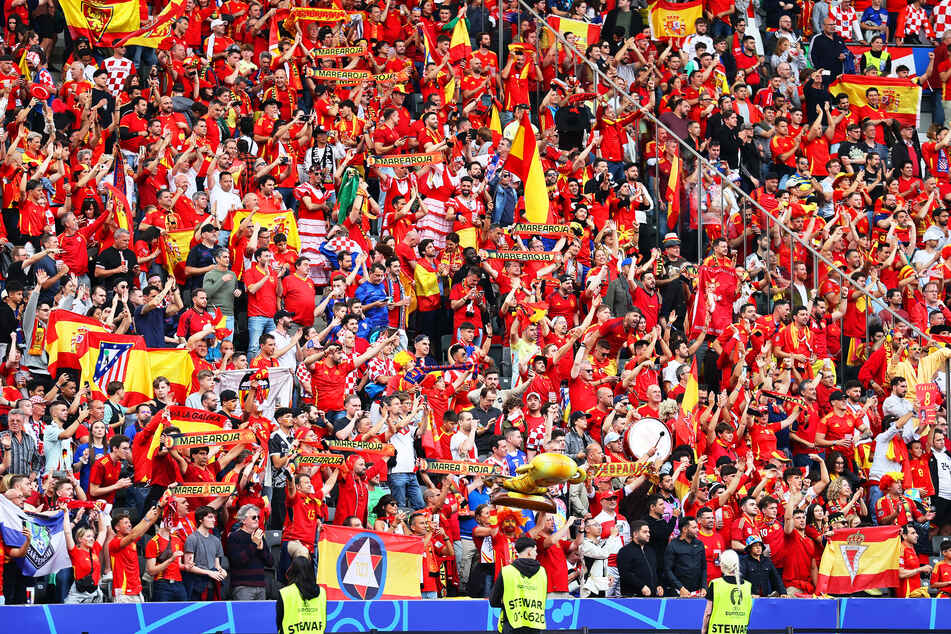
[109,536,143,597]
[144,533,184,581]
[896,543,922,598]
[697,527,725,581]
[283,492,325,547]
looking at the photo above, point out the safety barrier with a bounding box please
[2,597,950,633]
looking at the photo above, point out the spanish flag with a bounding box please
[666,153,682,231]
[162,227,196,284]
[116,0,186,47]
[448,15,471,63]
[78,332,153,406]
[541,16,601,50]
[317,525,424,600]
[816,526,901,594]
[648,0,703,39]
[504,110,549,224]
[102,182,134,233]
[62,0,143,45]
[828,74,922,128]
[673,358,699,448]
[231,209,300,251]
[45,310,108,375]
[147,348,196,403]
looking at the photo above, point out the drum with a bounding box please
[624,417,672,462]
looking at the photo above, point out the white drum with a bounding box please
[624,417,671,462]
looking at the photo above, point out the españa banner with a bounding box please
[587,461,654,478]
[828,74,921,127]
[541,16,602,51]
[648,0,703,39]
[78,332,153,406]
[231,209,300,251]
[62,0,143,45]
[45,310,108,374]
[317,525,424,600]
[816,526,901,594]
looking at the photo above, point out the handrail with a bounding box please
[516,0,936,347]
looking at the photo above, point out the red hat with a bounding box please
[596,489,620,501]
[29,84,50,101]
[879,473,902,491]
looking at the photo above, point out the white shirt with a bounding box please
[390,424,418,473]
[209,184,243,223]
[268,328,297,369]
[882,393,914,418]
[869,421,919,480]
[450,430,475,461]
[933,449,951,500]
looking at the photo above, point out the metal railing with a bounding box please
[516,0,934,347]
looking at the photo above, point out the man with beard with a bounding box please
[447,177,485,250]
[713,302,758,389]
[775,306,814,376]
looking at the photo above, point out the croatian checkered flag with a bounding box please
[933,0,951,37]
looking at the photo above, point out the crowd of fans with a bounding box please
[2,0,951,609]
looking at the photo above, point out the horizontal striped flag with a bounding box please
[648,0,703,39]
[62,0,143,45]
[317,525,424,600]
[828,74,922,128]
[78,332,152,405]
[45,310,108,375]
[542,16,601,50]
[816,525,901,594]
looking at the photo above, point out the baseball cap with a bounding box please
[603,431,622,445]
[829,390,846,402]
[220,390,239,403]
[569,411,589,423]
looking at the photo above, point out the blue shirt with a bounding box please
[860,6,888,26]
[493,185,518,226]
[354,280,389,330]
[460,486,492,539]
[73,443,106,493]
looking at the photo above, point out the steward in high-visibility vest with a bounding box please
[490,536,548,634]
[703,550,753,634]
[277,556,327,634]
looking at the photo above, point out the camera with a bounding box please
[280,156,290,165]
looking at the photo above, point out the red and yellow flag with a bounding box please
[162,227,196,284]
[448,16,471,63]
[62,0,144,45]
[541,16,601,50]
[828,75,921,128]
[147,348,196,403]
[673,358,699,448]
[45,310,108,375]
[102,182,134,233]
[317,525,424,600]
[504,110,549,224]
[666,153,682,231]
[118,0,186,47]
[78,332,153,406]
[816,526,901,594]
[648,0,703,39]
[231,209,300,251]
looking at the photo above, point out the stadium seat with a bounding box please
[264,530,283,548]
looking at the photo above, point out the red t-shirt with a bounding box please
[89,455,122,503]
[143,533,184,581]
[69,543,103,585]
[697,527,725,581]
[535,537,571,592]
[109,536,143,596]
[896,543,922,597]
[283,492,325,547]
[781,530,817,589]
[244,265,279,317]
[281,274,316,327]
[310,359,355,411]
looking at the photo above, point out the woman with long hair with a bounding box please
[276,556,326,634]
[74,420,108,494]
[63,507,107,603]
[372,494,408,534]
[825,476,867,527]
[703,550,753,634]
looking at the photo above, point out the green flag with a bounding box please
[337,167,360,224]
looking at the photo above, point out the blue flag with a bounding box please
[0,496,71,576]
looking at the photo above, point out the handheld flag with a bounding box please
[504,110,550,223]
[648,0,704,39]
[0,497,71,577]
[61,0,142,45]
[448,15,471,63]
[666,154,682,231]
[147,348,196,403]
[78,332,153,405]
[45,310,109,374]
[828,74,922,128]
[116,0,186,47]
[816,526,901,594]
[317,525,424,600]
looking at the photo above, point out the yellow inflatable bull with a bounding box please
[493,453,586,512]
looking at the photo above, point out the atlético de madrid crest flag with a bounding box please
[317,525,424,600]
[816,526,901,594]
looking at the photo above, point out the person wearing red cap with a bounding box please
[875,472,933,527]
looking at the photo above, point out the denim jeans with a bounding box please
[247,316,274,359]
[389,472,425,510]
[151,579,188,602]
[868,484,884,525]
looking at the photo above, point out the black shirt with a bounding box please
[185,243,216,291]
[617,541,660,597]
[95,247,137,290]
[0,301,20,349]
[663,536,707,592]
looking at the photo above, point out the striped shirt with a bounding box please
[2,431,42,476]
